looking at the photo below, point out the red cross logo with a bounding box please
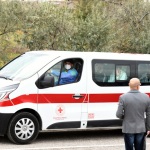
[56,105,65,116]
[58,107,63,114]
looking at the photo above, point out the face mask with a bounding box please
[65,64,71,70]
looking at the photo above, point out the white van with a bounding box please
[0,50,150,144]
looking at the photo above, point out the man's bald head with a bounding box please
[129,78,141,90]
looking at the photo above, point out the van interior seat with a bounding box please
[74,62,82,81]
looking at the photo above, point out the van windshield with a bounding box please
[0,53,53,81]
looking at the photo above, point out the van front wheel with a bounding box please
[7,112,39,144]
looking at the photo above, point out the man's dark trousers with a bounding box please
[124,133,145,150]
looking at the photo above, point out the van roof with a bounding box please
[25,50,150,61]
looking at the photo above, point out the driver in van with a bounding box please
[51,59,78,85]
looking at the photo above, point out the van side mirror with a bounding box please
[40,76,55,88]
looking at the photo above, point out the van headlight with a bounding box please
[0,84,19,101]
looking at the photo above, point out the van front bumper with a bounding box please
[0,113,13,136]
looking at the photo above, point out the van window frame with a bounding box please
[136,61,150,85]
[36,58,84,89]
[92,59,135,86]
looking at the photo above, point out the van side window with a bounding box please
[105,64,115,82]
[115,65,129,81]
[92,60,131,86]
[94,63,115,82]
[47,62,62,86]
[94,63,106,82]
[138,64,150,83]
[37,58,83,89]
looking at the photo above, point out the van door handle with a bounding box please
[73,94,84,99]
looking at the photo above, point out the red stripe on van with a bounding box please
[89,94,121,103]
[1,93,149,107]
[37,94,87,103]
[0,94,37,107]
[0,93,125,107]
[0,100,13,107]
[12,94,38,105]
[90,93,150,102]
[0,93,87,107]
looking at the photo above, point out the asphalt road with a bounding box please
[0,129,150,150]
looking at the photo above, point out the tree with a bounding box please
[105,0,150,53]
[0,0,30,65]
[0,0,150,67]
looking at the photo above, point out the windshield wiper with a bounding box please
[0,76,12,80]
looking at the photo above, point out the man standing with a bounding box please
[116,78,150,150]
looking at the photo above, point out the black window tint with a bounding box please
[138,63,150,84]
[106,64,115,82]
[94,63,109,82]
[92,59,131,86]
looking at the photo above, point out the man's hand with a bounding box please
[147,131,150,136]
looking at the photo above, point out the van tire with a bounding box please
[7,112,39,144]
